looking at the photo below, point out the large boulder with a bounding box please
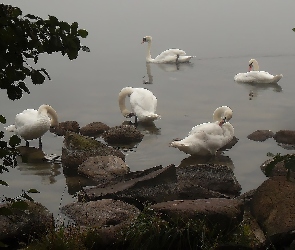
[80,122,110,137]
[78,155,130,184]
[0,201,53,248]
[250,176,295,248]
[61,132,125,168]
[51,120,80,136]
[151,198,244,233]
[274,130,295,144]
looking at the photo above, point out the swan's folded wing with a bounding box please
[15,109,38,127]
[154,49,186,62]
[188,122,221,136]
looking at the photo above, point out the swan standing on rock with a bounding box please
[234,59,283,83]
[118,87,160,123]
[170,106,234,156]
[141,36,194,63]
[5,104,59,148]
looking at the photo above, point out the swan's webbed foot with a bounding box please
[176,54,179,64]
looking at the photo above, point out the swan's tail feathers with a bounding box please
[273,74,283,83]
[5,125,16,132]
[169,141,188,148]
[147,114,161,121]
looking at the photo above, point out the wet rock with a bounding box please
[61,199,139,228]
[51,121,80,136]
[78,155,130,183]
[61,132,125,168]
[151,198,244,233]
[218,136,239,151]
[250,176,295,248]
[260,157,295,178]
[17,146,45,163]
[102,125,144,144]
[82,164,241,208]
[247,130,274,142]
[274,130,295,144]
[80,122,110,137]
[0,201,53,247]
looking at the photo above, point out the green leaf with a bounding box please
[25,14,39,20]
[11,200,28,210]
[292,28,295,32]
[28,188,40,193]
[81,45,90,52]
[31,70,46,85]
[9,135,21,147]
[0,115,6,124]
[0,207,13,216]
[21,192,34,201]
[59,21,70,32]
[18,82,30,94]
[0,241,8,247]
[0,180,8,186]
[78,29,88,38]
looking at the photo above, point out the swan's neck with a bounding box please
[252,60,259,71]
[38,105,59,126]
[118,87,133,116]
[146,41,154,62]
[213,106,232,123]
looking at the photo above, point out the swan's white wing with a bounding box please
[188,122,220,136]
[15,109,38,128]
[234,71,282,83]
[154,49,186,62]
[130,88,158,120]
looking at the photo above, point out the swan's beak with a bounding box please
[248,62,253,72]
[219,118,226,126]
[141,37,147,44]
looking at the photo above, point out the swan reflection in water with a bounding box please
[16,146,62,185]
[143,62,194,84]
[236,81,282,100]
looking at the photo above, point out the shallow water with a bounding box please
[1,0,295,219]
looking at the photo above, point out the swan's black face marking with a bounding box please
[249,62,253,67]
[142,37,147,43]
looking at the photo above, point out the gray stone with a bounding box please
[61,199,140,228]
[78,155,130,183]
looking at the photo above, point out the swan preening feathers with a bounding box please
[170,106,234,156]
[5,104,59,148]
[118,87,160,123]
[141,36,194,63]
[234,59,283,84]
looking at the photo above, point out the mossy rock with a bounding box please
[102,125,144,144]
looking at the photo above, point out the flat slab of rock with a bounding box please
[78,155,130,183]
[247,130,274,142]
[61,199,140,228]
[82,164,241,208]
[151,198,244,233]
[250,176,295,247]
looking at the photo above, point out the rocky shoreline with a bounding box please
[1,121,295,249]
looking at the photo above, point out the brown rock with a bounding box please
[250,177,295,247]
[102,125,144,144]
[247,130,274,142]
[274,130,295,144]
[51,121,80,136]
[80,122,110,137]
[151,198,244,233]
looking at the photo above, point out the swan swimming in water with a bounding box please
[5,104,59,148]
[234,59,283,83]
[170,106,234,156]
[141,36,194,63]
[118,87,160,123]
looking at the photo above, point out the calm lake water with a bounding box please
[1,0,295,219]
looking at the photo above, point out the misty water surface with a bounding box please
[1,0,295,218]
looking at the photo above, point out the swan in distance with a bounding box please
[141,36,194,63]
[170,106,234,156]
[5,104,59,148]
[118,87,160,123]
[234,59,283,83]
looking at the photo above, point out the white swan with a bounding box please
[5,104,59,148]
[141,36,194,63]
[234,59,283,83]
[170,106,234,156]
[118,87,160,123]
